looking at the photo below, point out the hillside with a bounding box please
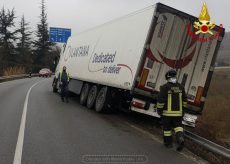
[195,68,230,149]
[217,31,230,66]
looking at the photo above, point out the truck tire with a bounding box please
[80,83,90,105]
[95,86,110,112]
[86,85,98,109]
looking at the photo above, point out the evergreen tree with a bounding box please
[0,7,17,62]
[34,0,53,66]
[17,15,32,64]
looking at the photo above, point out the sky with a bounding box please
[0,0,229,36]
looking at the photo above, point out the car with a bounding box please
[39,68,52,77]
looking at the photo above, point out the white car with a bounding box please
[39,68,52,77]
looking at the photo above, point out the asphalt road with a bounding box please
[0,77,205,164]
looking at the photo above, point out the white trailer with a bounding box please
[53,3,225,127]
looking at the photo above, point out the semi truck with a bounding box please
[52,3,225,127]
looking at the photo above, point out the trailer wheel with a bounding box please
[95,86,110,112]
[80,83,90,105]
[86,85,98,109]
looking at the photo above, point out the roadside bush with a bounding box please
[2,66,26,76]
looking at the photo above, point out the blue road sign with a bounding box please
[49,27,71,43]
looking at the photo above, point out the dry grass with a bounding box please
[2,66,26,76]
[195,68,230,148]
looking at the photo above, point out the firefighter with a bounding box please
[58,66,70,102]
[156,69,187,151]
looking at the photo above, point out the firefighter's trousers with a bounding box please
[162,116,184,145]
[60,83,69,101]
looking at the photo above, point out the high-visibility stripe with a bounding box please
[174,127,183,133]
[60,72,70,82]
[157,103,165,108]
[164,131,172,136]
[163,111,182,114]
[164,134,172,136]
[183,101,187,107]
[167,93,172,112]
[163,113,182,116]
[67,73,70,81]
[179,92,182,112]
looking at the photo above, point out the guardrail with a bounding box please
[215,66,230,69]
[185,130,230,160]
[0,74,39,83]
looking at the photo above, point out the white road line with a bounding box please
[13,80,43,164]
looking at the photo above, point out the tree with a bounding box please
[17,15,32,64]
[0,7,17,62]
[34,0,54,66]
[50,45,61,71]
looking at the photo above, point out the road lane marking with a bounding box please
[13,80,43,164]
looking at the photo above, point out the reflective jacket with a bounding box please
[157,82,187,117]
[58,71,70,83]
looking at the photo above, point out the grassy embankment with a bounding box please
[195,68,230,148]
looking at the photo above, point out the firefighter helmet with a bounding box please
[165,69,177,80]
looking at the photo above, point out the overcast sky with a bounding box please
[0,0,229,36]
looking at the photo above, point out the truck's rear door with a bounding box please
[135,3,224,114]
